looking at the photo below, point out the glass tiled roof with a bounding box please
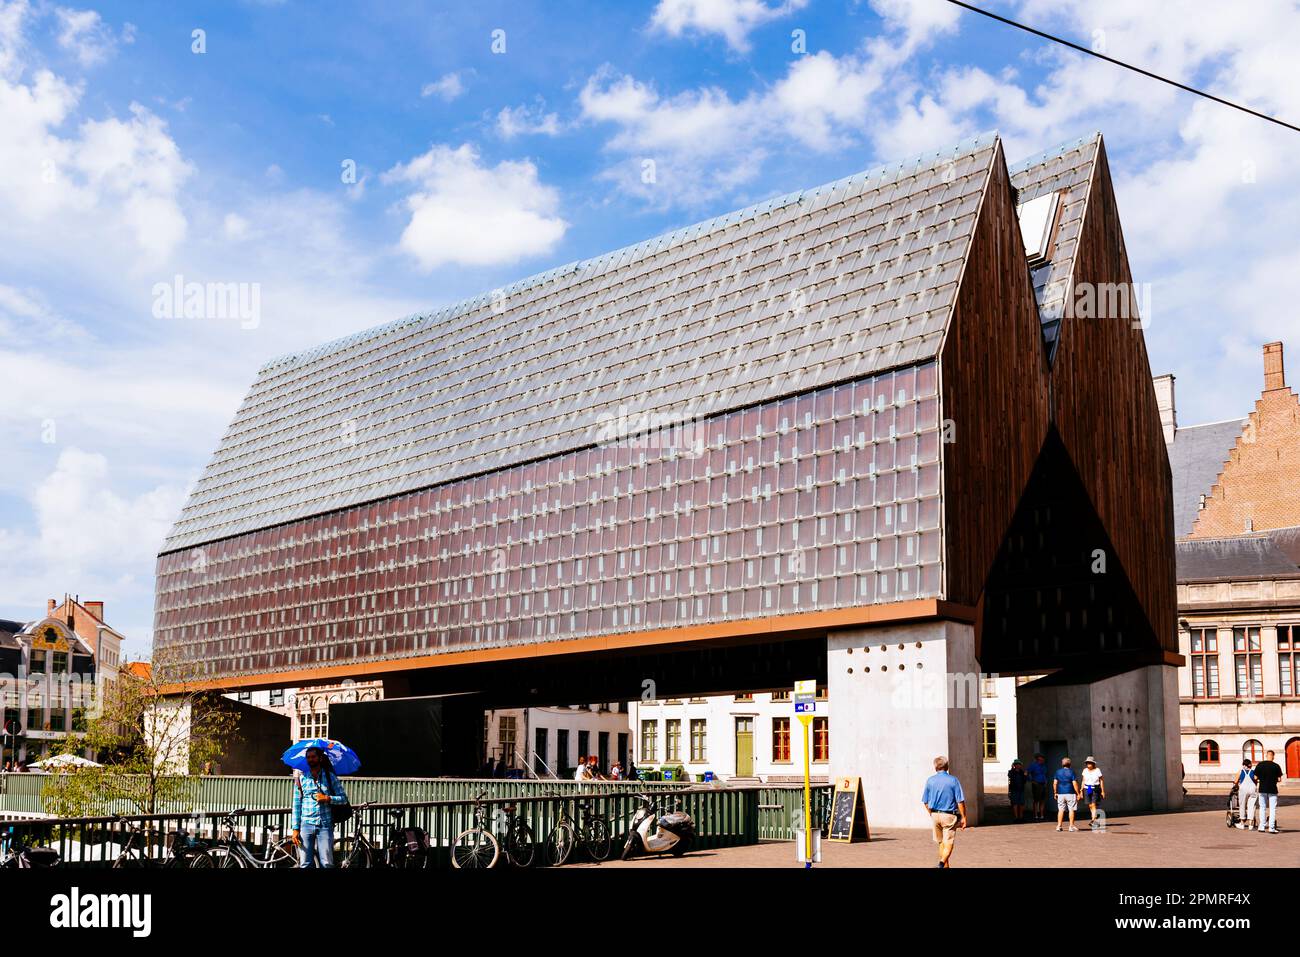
[163,134,1003,552]
[1009,133,1101,360]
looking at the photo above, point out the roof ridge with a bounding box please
[1178,415,1249,431]
[257,131,1002,375]
[1007,132,1100,175]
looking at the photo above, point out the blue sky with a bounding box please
[2,0,1298,656]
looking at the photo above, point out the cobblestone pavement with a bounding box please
[584,793,1299,868]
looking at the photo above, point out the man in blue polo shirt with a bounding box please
[921,755,968,868]
[1025,753,1049,820]
[1054,757,1080,832]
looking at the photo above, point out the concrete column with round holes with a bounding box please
[827,620,984,830]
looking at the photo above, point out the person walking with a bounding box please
[291,746,349,868]
[1026,753,1049,820]
[1054,757,1080,832]
[1008,759,1028,822]
[1081,757,1106,829]
[921,755,968,868]
[1253,750,1283,833]
[1234,759,1258,830]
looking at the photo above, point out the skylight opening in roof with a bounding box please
[1017,191,1061,267]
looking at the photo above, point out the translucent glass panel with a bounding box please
[164,138,997,552]
[154,362,944,678]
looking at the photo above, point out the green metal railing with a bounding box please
[0,772,689,819]
[1,780,834,867]
[1,782,833,868]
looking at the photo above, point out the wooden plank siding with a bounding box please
[1048,137,1178,655]
[939,140,1052,619]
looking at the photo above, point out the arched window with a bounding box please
[1199,740,1220,764]
[1243,740,1265,763]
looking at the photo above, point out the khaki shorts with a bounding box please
[1056,792,1078,812]
[930,811,958,844]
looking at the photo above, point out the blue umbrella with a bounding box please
[281,738,361,776]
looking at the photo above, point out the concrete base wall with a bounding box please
[828,620,984,829]
[1016,665,1183,814]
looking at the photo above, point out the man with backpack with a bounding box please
[292,745,350,868]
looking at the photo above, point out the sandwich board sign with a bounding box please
[827,775,870,843]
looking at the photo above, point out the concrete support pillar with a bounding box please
[1146,664,1184,810]
[828,620,984,829]
[1016,663,1184,814]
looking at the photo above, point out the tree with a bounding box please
[42,646,240,818]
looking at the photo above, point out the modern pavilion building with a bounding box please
[155,132,1181,825]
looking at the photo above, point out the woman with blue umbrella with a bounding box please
[283,738,358,868]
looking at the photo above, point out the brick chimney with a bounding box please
[1264,341,1286,391]
[47,599,56,615]
[1152,373,1177,444]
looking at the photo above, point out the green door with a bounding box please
[735,717,754,777]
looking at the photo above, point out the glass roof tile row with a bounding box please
[1009,134,1100,340]
[163,135,1001,552]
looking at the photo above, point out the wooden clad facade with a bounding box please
[1049,140,1178,655]
[939,141,1052,613]
[940,134,1177,660]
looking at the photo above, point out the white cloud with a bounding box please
[582,1,963,206]
[497,102,561,139]
[222,212,249,240]
[421,71,467,102]
[54,6,118,66]
[382,143,567,269]
[0,8,192,272]
[32,448,187,570]
[650,0,808,52]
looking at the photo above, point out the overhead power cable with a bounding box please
[945,0,1300,134]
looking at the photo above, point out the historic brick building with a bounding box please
[1161,343,1300,779]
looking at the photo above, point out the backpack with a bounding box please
[298,770,352,825]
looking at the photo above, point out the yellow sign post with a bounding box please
[799,712,813,867]
[793,678,817,868]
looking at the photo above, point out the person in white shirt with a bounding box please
[574,755,592,782]
[1234,759,1258,830]
[1081,757,1105,829]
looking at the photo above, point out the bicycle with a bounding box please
[499,799,536,868]
[199,810,297,869]
[545,793,611,865]
[0,825,60,869]
[110,816,180,868]
[111,816,209,869]
[451,790,500,869]
[378,807,432,869]
[338,803,401,868]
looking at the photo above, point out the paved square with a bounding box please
[589,792,1298,868]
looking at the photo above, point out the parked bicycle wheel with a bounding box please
[188,849,216,868]
[546,822,575,866]
[268,838,298,869]
[585,817,611,862]
[210,846,245,868]
[451,827,499,869]
[505,822,536,868]
[340,841,373,868]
